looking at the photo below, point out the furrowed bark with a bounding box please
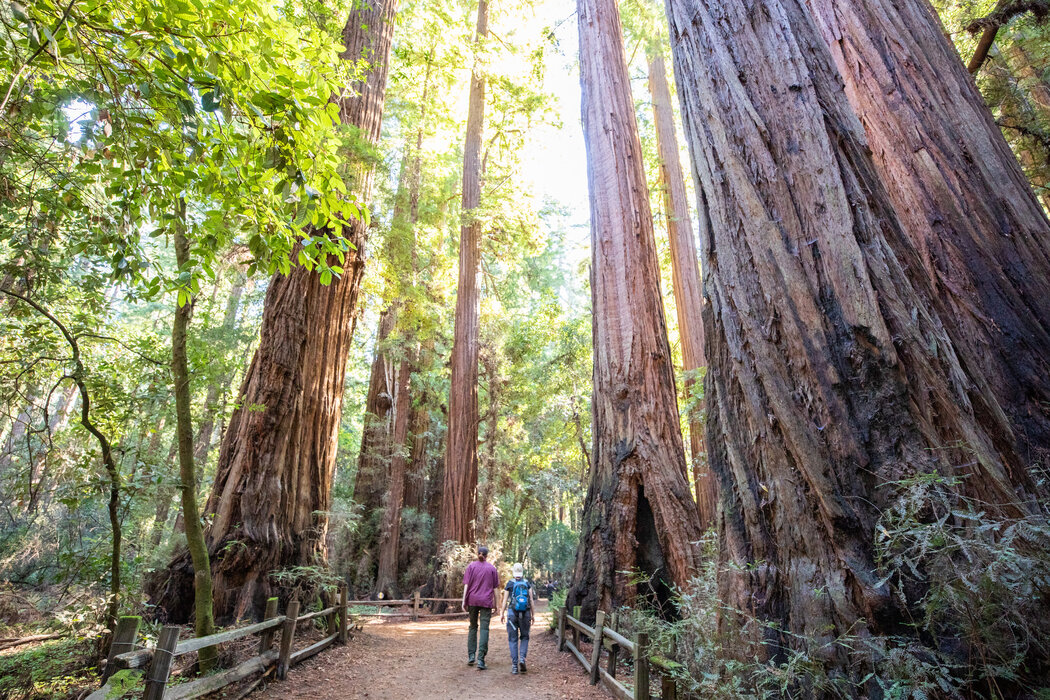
[645,49,714,527]
[665,0,1042,685]
[567,0,703,622]
[148,0,399,623]
[805,0,1050,484]
[440,0,489,547]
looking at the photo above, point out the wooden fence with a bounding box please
[345,593,466,620]
[88,586,350,700]
[556,605,685,700]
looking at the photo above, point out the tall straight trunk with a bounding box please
[567,0,703,622]
[804,0,1050,475]
[403,394,429,510]
[171,215,217,670]
[475,351,501,542]
[440,0,488,547]
[149,0,398,623]
[665,0,1042,681]
[644,49,714,528]
[192,276,244,469]
[374,357,411,598]
[353,307,399,516]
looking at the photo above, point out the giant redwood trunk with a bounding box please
[645,50,715,528]
[665,0,1042,682]
[149,0,398,623]
[373,357,411,598]
[439,0,488,547]
[567,0,703,622]
[803,0,1050,480]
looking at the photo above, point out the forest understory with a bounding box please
[2,0,1050,698]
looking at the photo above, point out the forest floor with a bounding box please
[253,602,611,700]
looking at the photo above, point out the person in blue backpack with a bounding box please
[499,562,536,675]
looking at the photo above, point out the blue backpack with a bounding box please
[511,579,530,612]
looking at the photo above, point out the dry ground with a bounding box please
[253,606,610,700]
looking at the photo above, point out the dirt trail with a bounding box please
[254,607,610,699]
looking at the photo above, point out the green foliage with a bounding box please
[0,637,98,700]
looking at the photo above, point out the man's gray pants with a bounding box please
[506,609,531,666]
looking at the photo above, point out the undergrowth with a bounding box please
[620,475,1050,699]
[0,637,97,700]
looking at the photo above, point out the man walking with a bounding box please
[461,545,500,670]
[500,563,535,674]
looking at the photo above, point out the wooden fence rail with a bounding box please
[89,585,351,700]
[556,605,682,700]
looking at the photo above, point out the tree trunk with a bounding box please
[644,49,714,528]
[353,307,399,517]
[805,0,1050,477]
[149,0,398,624]
[475,350,501,542]
[440,0,488,547]
[171,213,217,670]
[665,0,1042,681]
[192,276,244,469]
[373,357,411,598]
[567,0,704,623]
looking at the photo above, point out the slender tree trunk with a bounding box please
[645,49,714,528]
[805,0,1050,479]
[374,357,411,598]
[567,0,703,623]
[192,276,244,469]
[171,215,217,670]
[665,0,1042,683]
[149,0,398,623]
[440,0,488,547]
[475,350,501,542]
[149,436,178,549]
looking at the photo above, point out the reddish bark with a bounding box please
[645,50,715,528]
[440,0,489,547]
[805,0,1050,486]
[567,0,704,622]
[148,0,398,623]
[665,0,1043,681]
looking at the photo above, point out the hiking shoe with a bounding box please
[511,665,519,675]
[477,659,487,670]
[519,660,527,673]
[467,655,475,666]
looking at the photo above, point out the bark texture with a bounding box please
[567,0,703,622]
[665,0,1042,681]
[645,50,715,528]
[440,0,488,547]
[805,0,1050,482]
[149,0,398,624]
[374,357,411,598]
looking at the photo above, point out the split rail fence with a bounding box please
[556,605,685,700]
[86,589,469,699]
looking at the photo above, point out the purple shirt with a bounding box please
[462,560,500,608]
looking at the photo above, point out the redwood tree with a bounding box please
[150,0,399,623]
[439,0,488,547]
[645,48,714,527]
[804,0,1050,480]
[567,0,703,621]
[665,0,1043,681]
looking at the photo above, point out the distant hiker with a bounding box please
[461,545,500,670]
[500,562,536,674]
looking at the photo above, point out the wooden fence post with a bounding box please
[661,674,677,700]
[143,626,179,700]
[339,585,349,644]
[572,606,581,649]
[259,597,279,655]
[589,611,605,685]
[277,599,300,680]
[634,632,649,700]
[412,591,420,621]
[557,608,566,652]
[606,612,619,678]
[103,616,141,681]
